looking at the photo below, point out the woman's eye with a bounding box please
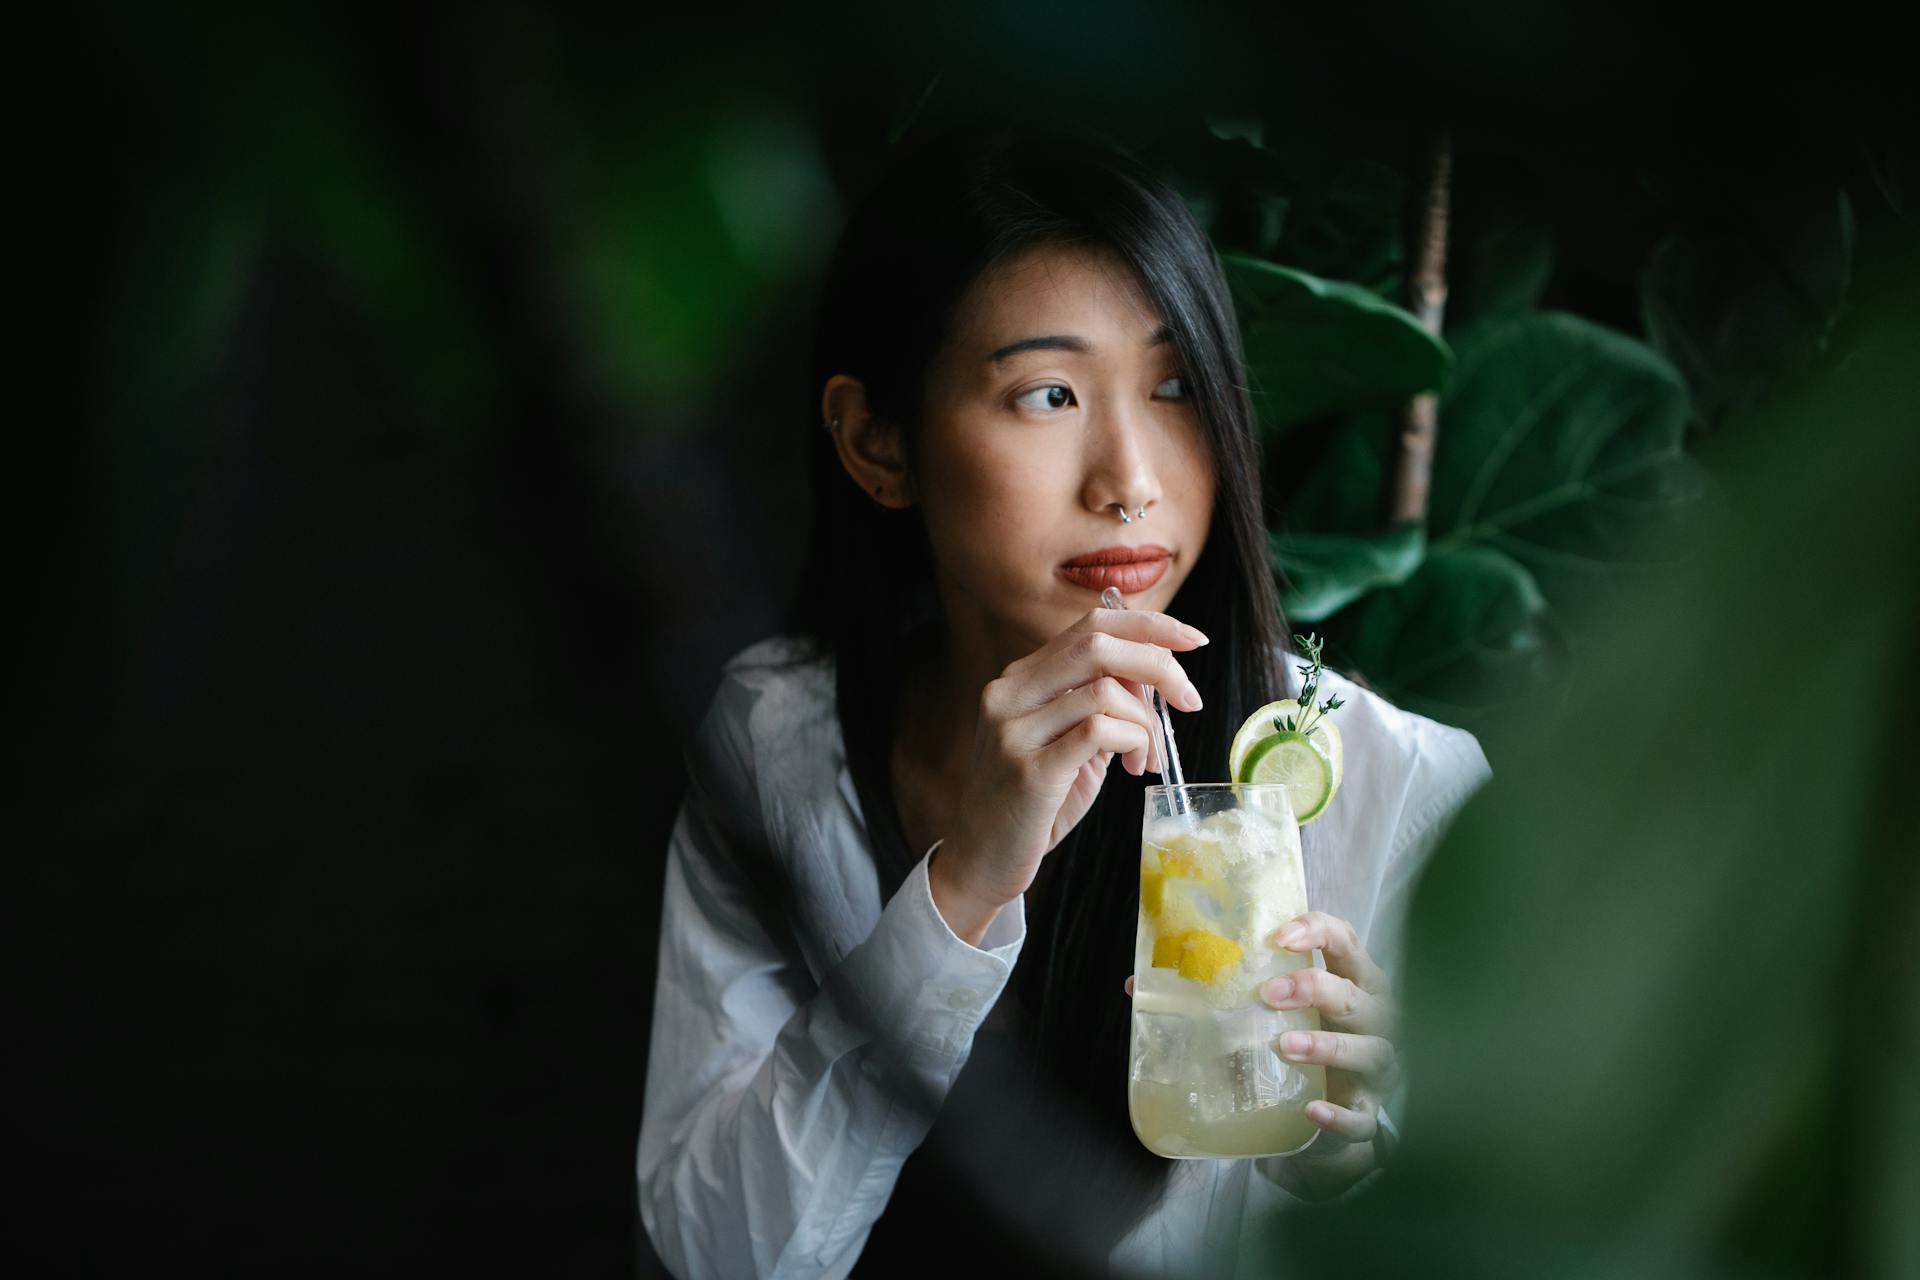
[1011,376,1186,414]
[1014,384,1076,413]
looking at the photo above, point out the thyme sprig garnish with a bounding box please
[1276,632,1345,739]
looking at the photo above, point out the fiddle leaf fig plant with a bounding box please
[1138,111,1851,737]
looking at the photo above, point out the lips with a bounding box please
[1059,544,1172,594]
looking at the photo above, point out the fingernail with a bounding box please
[1307,1101,1330,1122]
[1275,924,1306,948]
[1184,686,1204,711]
[1184,626,1210,646]
[1261,977,1291,1005]
[1281,1032,1312,1059]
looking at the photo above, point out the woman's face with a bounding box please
[914,242,1217,651]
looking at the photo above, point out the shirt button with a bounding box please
[948,987,979,1009]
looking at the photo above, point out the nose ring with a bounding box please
[1111,504,1147,523]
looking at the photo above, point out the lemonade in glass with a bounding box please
[1127,782,1324,1158]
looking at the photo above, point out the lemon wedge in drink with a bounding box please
[1151,928,1243,983]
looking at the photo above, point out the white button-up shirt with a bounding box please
[637,635,1493,1279]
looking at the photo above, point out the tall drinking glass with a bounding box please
[1128,783,1324,1158]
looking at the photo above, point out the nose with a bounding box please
[1083,397,1163,522]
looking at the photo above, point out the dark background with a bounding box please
[9,4,1912,1276]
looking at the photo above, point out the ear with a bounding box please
[821,374,913,508]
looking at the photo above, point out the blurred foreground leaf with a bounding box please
[554,100,841,423]
[1258,241,1920,1278]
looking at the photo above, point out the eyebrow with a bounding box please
[987,324,1176,364]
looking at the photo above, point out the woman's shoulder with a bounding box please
[711,633,836,708]
[688,633,837,776]
[720,633,833,679]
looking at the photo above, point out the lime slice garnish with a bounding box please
[1229,699,1342,789]
[1228,698,1295,780]
[1236,730,1336,822]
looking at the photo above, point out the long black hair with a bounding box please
[784,115,1295,1274]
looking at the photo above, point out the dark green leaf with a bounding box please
[1321,546,1564,722]
[1271,522,1427,623]
[1223,255,1452,435]
[1254,122,1407,294]
[1137,117,1293,260]
[1639,188,1855,432]
[1442,159,1555,344]
[1269,408,1392,536]
[1201,111,1265,148]
[1427,312,1703,623]
[1144,115,1406,288]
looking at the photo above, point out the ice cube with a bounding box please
[1156,876,1232,935]
[1226,1044,1307,1112]
[1129,1011,1193,1088]
[1193,1047,1308,1125]
[1196,1011,1311,1124]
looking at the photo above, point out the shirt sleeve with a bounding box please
[636,680,1027,1280]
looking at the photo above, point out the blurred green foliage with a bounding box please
[87,6,842,443]
[551,100,842,418]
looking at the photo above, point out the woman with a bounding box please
[636,118,1492,1279]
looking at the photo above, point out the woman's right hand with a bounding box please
[927,607,1208,943]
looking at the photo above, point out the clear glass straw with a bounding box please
[1100,588,1188,810]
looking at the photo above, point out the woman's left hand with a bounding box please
[1260,910,1400,1195]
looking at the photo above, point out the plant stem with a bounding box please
[1385,131,1453,529]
